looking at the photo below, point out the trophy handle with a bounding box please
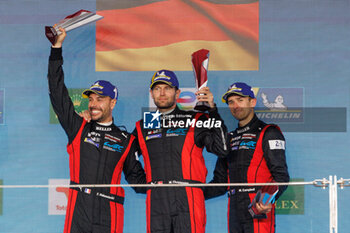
[194,101,211,111]
[45,26,58,45]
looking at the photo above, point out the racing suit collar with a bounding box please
[97,121,113,126]
[93,117,115,126]
[236,114,259,134]
[91,118,116,132]
[161,105,179,115]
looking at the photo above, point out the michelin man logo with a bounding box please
[261,93,287,110]
[255,88,303,123]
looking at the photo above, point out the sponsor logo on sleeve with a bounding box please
[48,179,70,215]
[268,140,285,150]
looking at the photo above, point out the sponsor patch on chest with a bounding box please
[86,132,101,142]
[241,133,256,140]
[96,126,112,132]
[146,133,162,141]
[105,134,122,143]
[103,141,124,152]
[230,136,241,142]
[84,137,99,148]
[147,129,162,135]
[230,141,240,147]
[230,135,241,150]
[166,128,188,137]
[239,141,256,150]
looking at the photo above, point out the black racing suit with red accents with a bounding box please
[48,47,146,233]
[133,106,228,233]
[204,114,289,233]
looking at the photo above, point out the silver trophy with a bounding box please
[248,185,279,219]
[45,9,103,45]
[191,49,210,111]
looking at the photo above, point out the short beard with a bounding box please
[156,103,175,109]
[232,108,253,121]
[89,108,107,123]
[93,115,103,122]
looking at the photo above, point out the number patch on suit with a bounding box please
[268,140,285,150]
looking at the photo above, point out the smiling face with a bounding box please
[150,83,180,112]
[88,93,116,123]
[227,94,256,127]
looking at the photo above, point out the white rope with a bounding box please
[0,180,321,189]
[337,178,350,189]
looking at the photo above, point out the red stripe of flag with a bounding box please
[96,0,258,51]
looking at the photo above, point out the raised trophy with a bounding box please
[248,185,279,219]
[45,9,103,45]
[191,49,210,111]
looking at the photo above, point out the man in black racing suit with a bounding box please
[133,70,228,233]
[47,28,146,233]
[205,82,289,233]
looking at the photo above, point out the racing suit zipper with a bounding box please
[93,130,105,225]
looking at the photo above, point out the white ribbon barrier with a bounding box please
[0,176,349,233]
[0,180,321,189]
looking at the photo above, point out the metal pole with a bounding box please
[329,175,333,233]
[333,175,338,233]
[329,175,338,233]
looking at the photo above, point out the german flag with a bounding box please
[96,0,259,71]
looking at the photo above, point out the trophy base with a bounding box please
[194,101,210,112]
[45,26,57,45]
[248,204,267,219]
